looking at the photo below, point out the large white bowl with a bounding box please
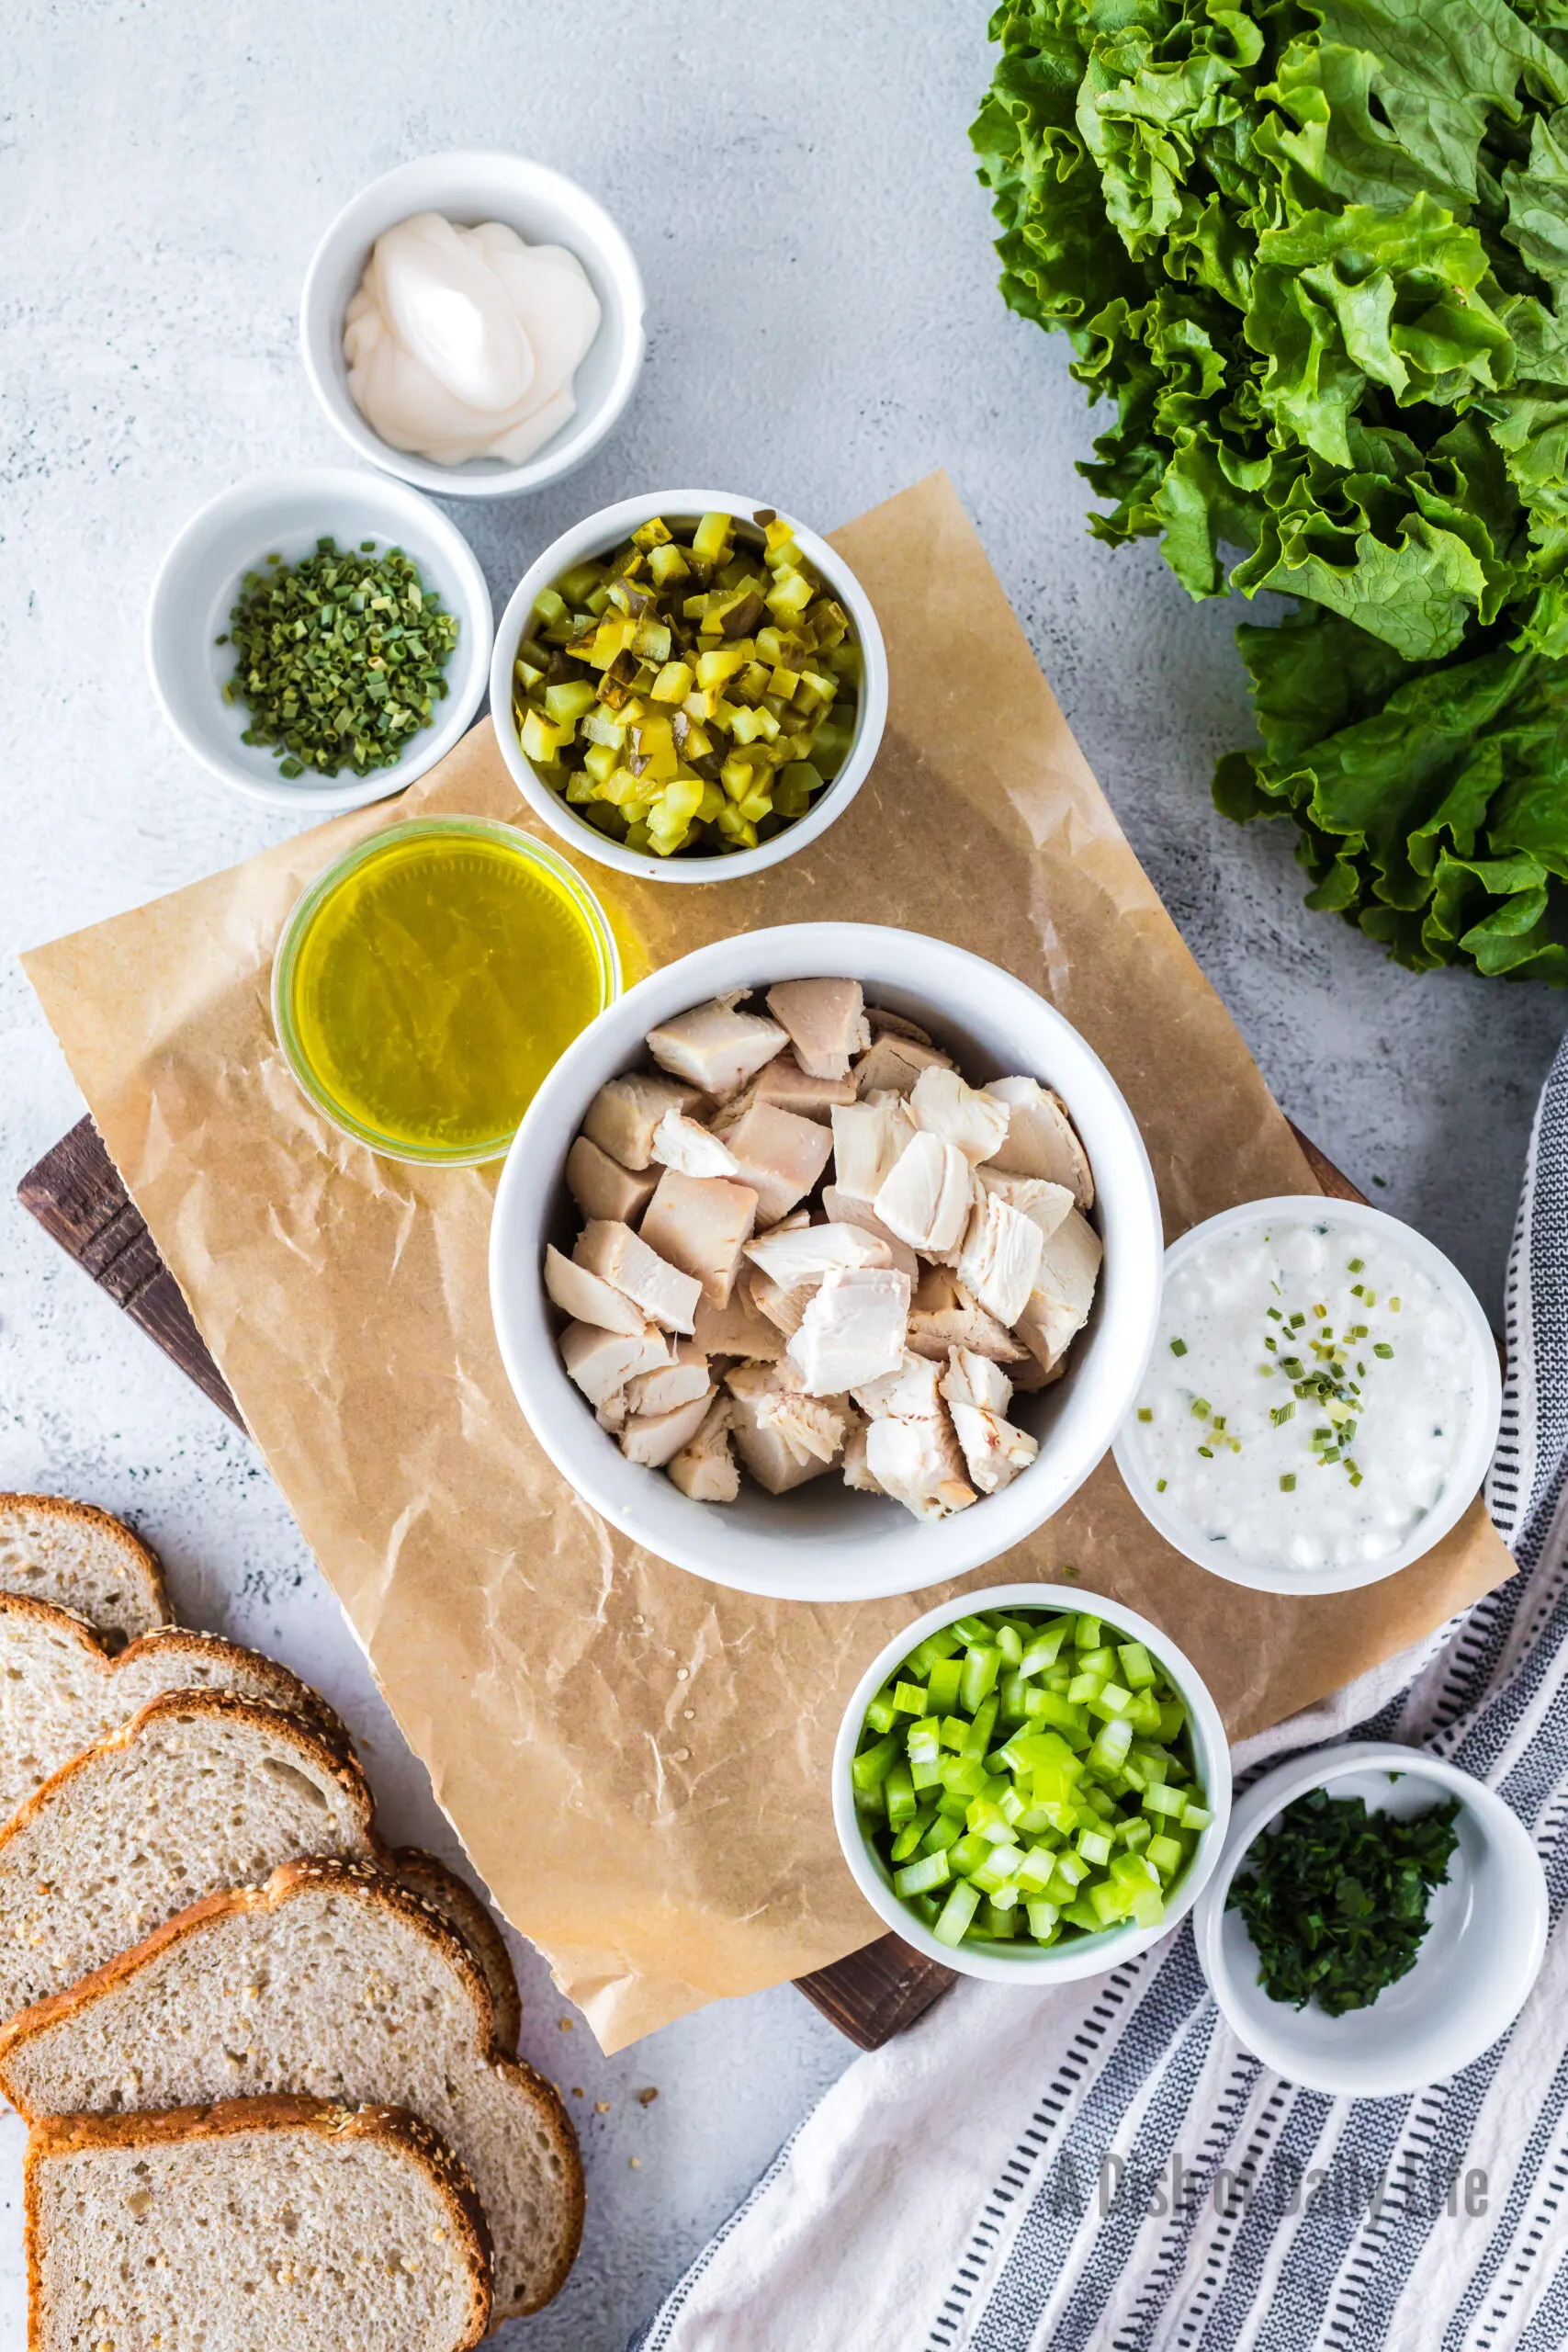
[489,924,1163,1601]
[1112,1196,1503,1596]
[299,152,645,500]
[833,1583,1232,1983]
[1195,1742,1546,2096]
[146,469,493,813]
[488,490,888,885]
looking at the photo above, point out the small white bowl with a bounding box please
[488,490,888,885]
[489,923,1162,1601]
[146,469,493,813]
[1112,1196,1502,1597]
[1195,1742,1546,2096]
[833,1583,1232,1984]
[299,152,645,500]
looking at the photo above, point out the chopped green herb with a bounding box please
[1227,1786,1461,2016]
[1348,1259,1364,1274]
[1279,1474,1295,1492]
[1269,1402,1295,1428]
[1266,1307,1282,1321]
[1169,1338,1188,1358]
[1136,1407,1153,1423]
[1374,1342,1394,1359]
[1155,1480,1167,1494]
[1197,1444,1214,1458]
[219,537,458,778]
[1391,1297,1402,1312]
[1190,1398,1211,1419]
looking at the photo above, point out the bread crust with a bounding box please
[25,2093,493,2352]
[391,1847,523,2055]
[0,1494,168,1639]
[0,1857,585,2316]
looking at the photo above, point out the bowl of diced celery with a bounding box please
[833,1584,1231,1981]
[488,490,887,883]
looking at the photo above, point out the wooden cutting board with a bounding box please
[16,1114,1363,2051]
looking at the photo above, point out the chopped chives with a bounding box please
[1156,1478,1168,1493]
[1190,1398,1211,1419]
[1373,1342,1393,1358]
[1348,1257,1364,1273]
[1169,1338,1188,1357]
[1196,1444,1213,1458]
[1280,1474,1296,1492]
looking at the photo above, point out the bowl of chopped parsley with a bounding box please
[1195,1742,1547,2098]
[147,467,492,812]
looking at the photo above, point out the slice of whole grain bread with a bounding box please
[25,2094,492,2352]
[390,1847,522,2056]
[0,1859,582,2318]
[0,1496,167,1648]
[0,1596,350,1825]
[0,1690,377,2020]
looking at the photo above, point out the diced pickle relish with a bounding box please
[852,1607,1208,1950]
[512,509,861,858]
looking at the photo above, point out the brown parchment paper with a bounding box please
[24,473,1512,2052]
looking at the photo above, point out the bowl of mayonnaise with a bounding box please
[1112,1196,1502,1595]
[300,151,645,500]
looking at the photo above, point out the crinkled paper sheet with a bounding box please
[24,474,1511,2051]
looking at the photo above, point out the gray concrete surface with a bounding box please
[1,5,1561,2344]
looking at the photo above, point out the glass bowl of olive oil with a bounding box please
[273,817,620,1164]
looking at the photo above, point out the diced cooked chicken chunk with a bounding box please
[573,1220,702,1334]
[820,1185,919,1284]
[669,1396,740,1503]
[545,1243,649,1336]
[980,1078,1094,1206]
[976,1169,1075,1242]
[865,1006,932,1045]
[955,1191,1045,1328]
[830,1096,914,1203]
[874,1132,973,1256]
[787,1266,912,1396]
[764,978,870,1080]
[626,1340,711,1418]
[841,1420,885,1493]
[908,1066,1011,1168]
[744,1221,891,1286]
[558,1318,670,1408]
[940,1347,1039,1495]
[725,1363,840,1493]
[649,1108,740,1181]
[747,1268,813,1340]
[1016,1206,1104,1369]
[746,1051,857,1123]
[852,1031,955,1099]
[639,1169,759,1309]
[694,1283,785,1363]
[646,996,789,1101]
[566,1134,660,1226]
[620,1385,717,1468]
[582,1073,705,1171]
[721,1100,834,1225]
[853,1352,976,1521]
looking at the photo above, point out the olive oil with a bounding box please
[279,821,617,1161]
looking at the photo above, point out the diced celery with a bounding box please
[960,1697,999,1761]
[907,1627,962,1677]
[936,1789,970,1821]
[1088,1682,1134,1723]
[863,1690,897,1736]
[1089,1878,1134,1927]
[976,1900,1018,1939]
[959,1645,1002,1714]
[1015,1846,1057,1892]
[1117,1640,1157,1690]
[950,1831,994,1878]
[1117,1817,1152,1854]
[884,1763,916,1829]
[1088,1716,1134,1773]
[995,1623,1024,1668]
[1077,1646,1116,1679]
[889,1818,926,1863]
[927,1659,964,1715]
[998,1670,1029,1722]
[894,1850,952,1898]
[1026,1900,1060,1940]
[1067,1671,1106,1705]
[1032,1693,1089,1739]
[1062,1897,1102,1933]
[919,1813,964,1856]
[1077,1828,1112,1867]
[1020,1623,1068,1678]
[1143,1782,1187,1819]
[1158,1700,1188,1743]
[938,1713,968,1752]
[1181,1804,1213,1832]
[952,1614,995,1645]
[1146,1834,1183,1878]
[998,1785,1028,1827]
[971,1843,1024,1895]
[932,1879,982,1947]
[893,1681,928,1717]
[1073,1614,1103,1650]
[852,1735,897,1792]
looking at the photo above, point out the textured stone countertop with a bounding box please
[2,5,1561,2344]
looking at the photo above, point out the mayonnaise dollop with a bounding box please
[1125,1213,1479,1577]
[344,211,602,467]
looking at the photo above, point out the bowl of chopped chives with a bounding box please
[146,468,493,812]
[833,1584,1230,1982]
[1194,1743,1547,2097]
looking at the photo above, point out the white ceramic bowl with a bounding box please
[488,490,888,885]
[146,469,493,813]
[833,1583,1232,1983]
[299,152,645,500]
[1195,1741,1546,2096]
[490,923,1163,1601]
[1111,1196,1502,1597]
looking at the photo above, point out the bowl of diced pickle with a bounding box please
[833,1584,1232,1981]
[488,490,888,882]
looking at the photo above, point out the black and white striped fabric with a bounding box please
[631,1035,1568,2352]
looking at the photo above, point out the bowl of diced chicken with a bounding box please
[489,923,1164,1602]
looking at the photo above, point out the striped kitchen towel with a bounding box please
[632,1032,1568,2352]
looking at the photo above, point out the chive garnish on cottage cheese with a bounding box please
[1124,1213,1479,1578]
